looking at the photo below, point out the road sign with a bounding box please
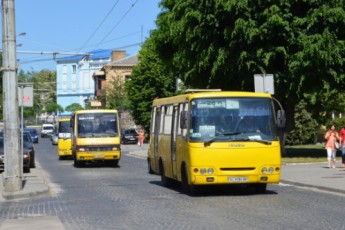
[18,85,33,107]
[254,74,274,95]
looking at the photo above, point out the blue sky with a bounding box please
[2,0,161,72]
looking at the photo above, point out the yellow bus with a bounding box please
[70,109,121,167]
[57,117,72,160]
[147,91,285,194]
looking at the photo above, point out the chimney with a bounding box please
[111,50,126,62]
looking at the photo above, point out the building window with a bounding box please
[62,65,67,92]
[125,75,131,80]
[72,65,76,74]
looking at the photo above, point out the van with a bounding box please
[41,124,55,138]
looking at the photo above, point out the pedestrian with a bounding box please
[339,124,345,167]
[138,129,145,147]
[324,124,340,168]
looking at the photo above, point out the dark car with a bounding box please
[0,132,31,173]
[121,128,139,144]
[25,127,39,143]
[23,131,35,168]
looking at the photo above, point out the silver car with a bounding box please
[51,133,58,145]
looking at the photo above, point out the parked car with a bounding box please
[25,127,39,143]
[121,128,139,144]
[0,132,31,173]
[41,123,55,138]
[23,131,35,168]
[51,132,58,145]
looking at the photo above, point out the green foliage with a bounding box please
[286,100,318,145]
[105,75,130,110]
[125,36,176,132]
[65,103,84,113]
[154,0,345,132]
[17,69,58,119]
[45,102,64,114]
[325,117,345,132]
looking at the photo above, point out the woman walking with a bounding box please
[324,124,340,168]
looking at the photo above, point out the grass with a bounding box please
[283,144,342,164]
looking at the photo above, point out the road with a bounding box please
[1,137,345,230]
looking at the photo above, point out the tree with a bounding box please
[125,36,176,131]
[45,102,64,115]
[152,0,345,131]
[285,100,318,145]
[104,75,130,110]
[65,103,84,113]
[17,69,57,121]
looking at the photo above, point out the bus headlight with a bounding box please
[207,168,214,175]
[200,168,206,175]
[268,167,274,174]
[261,167,267,174]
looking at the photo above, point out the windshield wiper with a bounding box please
[240,138,272,145]
[217,132,241,136]
[203,132,241,146]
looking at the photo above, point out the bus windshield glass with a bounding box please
[77,112,119,138]
[189,97,277,142]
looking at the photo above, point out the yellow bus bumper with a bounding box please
[58,149,72,157]
[76,151,121,161]
[192,174,280,185]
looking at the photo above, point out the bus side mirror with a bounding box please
[277,110,286,128]
[180,111,188,129]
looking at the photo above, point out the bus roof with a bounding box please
[58,117,71,122]
[152,91,272,106]
[72,109,118,114]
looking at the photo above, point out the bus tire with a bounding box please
[147,159,154,174]
[181,164,196,195]
[254,183,267,194]
[159,161,171,187]
[114,160,119,166]
[74,155,81,168]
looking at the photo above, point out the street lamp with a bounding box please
[17,32,26,37]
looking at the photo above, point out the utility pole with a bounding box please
[1,0,22,191]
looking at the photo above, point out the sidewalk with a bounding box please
[280,162,345,194]
[1,145,345,202]
[0,162,49,201]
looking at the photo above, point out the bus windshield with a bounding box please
[77,112,119,138]
[59,120,71,133]
[189,97,277,142]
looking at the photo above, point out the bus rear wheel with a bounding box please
[147,159,154,174]
[159,161,172,187]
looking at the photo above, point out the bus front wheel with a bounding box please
[254,183,267,194]
[181,165,196,195]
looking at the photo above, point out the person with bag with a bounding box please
[324,124,340,168]
[339,125,345,167]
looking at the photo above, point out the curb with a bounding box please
[1,162,50,201]
[280,179,345,195]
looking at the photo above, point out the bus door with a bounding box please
[170,105,178,179]
[153,107,161,171]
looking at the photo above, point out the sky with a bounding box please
[1,0,161,72]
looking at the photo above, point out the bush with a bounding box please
[286,100,318,145]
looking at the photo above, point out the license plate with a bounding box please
[228,177,248,182]
[94,155,104,159]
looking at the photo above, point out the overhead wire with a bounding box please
[77,0,121,52]
[94,0,139,49]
